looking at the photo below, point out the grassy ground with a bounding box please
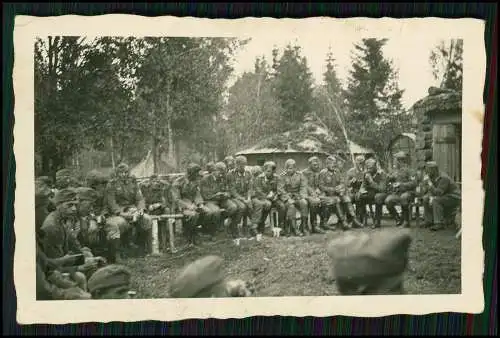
[125,219,461,299]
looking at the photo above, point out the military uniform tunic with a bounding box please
[278,171,309,220]
[251,173,285,232]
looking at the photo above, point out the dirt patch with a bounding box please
[125,221,461,299]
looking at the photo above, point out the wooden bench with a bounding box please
[150,214,183,255]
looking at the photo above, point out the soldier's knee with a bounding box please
[226,203,238,215]
[400,193,413,205]
[385,195,397,206]
[342,195,351,203]
[298,199,308,211]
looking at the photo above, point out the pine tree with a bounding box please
[343,38,409,160]
[429,39,463,93]
[323,48,342,101]
[272,43,314,128]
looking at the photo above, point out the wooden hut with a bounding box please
[411,87,462,182]
[387,133,417,168]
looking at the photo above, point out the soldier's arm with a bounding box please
[318,172,336,195]
[228,173,243,200]
[401,170,418,191]
[299,174,308,199]
[277,175,290,201]
[429,177,450,196]
[170,180,185,210]
[40,222,63,259]
[105,182,121,215]
[194,187,204,205]
[200,177,218,200]
[253,176,266,199]
[247,174,255,200]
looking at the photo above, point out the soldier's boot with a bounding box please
[107,238,122,263]
[400,207,411,228]
[347,203,363,228]
[388,206,402,226]
[311,213,325,234]
[300,217,309,236]
[335,203,350,230]
[372,205,383,228]
[289,219,298,236]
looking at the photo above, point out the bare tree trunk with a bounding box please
[165,84,177,170]
[152,134,158,175]
[110,137,116,169]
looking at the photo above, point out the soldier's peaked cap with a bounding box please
[86,170,109,184]
[263,161,276,170]
[285,159,296,167]
[235,155,247,164]
[169,255,225,298]
[187,163,202,175]
[425,161,438,168]
[215,162,227,171]
[326,155,336,161]
[88,264,131,294]
[116,163,129,172]
[308,156,319,163]
[365,158,377,167]
[355,155,366,162]
[75,187,99,202]
[54,188,78,205]
[327,228,412,282]
[394,151,408,159]
[56,168,74,178]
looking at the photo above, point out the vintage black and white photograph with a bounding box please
[14,16,485,323]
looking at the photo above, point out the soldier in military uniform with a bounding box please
[171,163,204,246]
[278,159,309,236]
[106,163,153,256]
[55,168,81,190]
[384,152,418,228]
[224,156,236,173]
[40,189,107,282]
[251,161,285,236]
[355,158,388,228]
[85,170,127,262]
[227,156,254,237]
[319,156,363,230]
[421,161,461,231]
[301,156,326,234]
[199,162,240,239]
[87,264,134,299]
[205,162,216,177]
[345,155,367,223]
[74,186,123,264]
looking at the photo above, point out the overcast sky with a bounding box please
[228,34,444,110]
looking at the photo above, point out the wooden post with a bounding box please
[168,219,177,253]
[151,219,160,256]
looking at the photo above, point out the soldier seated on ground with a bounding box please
[36,181,91,300]
[384,151,418,228]
[169,255,255,298]
[199,162,240,240]
[421,161,461,231]
[40,188,107,286]
[355,158,388,229]
[172,163,205,246]
[251,161,285,237]
[106,163,154,257]
[326,228,413,295]
[87,264,135,299]
[279,159,310,237]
